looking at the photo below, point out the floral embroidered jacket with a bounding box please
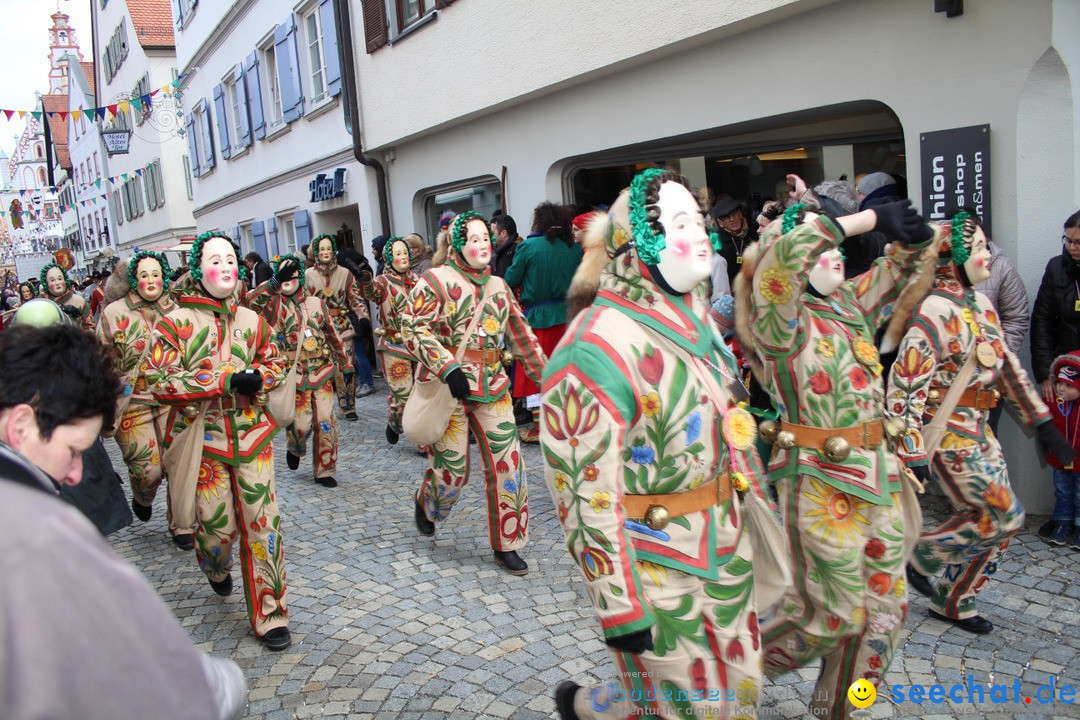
[747,216,929,504]
[542,251,770,640]
[885,265,1049,467]
[360,269,417,361]
[51,288,93,330]
[98,292,175,407]
[146,287,285,466]
[304,258,369,344]
[401,257,545,403]
[246,283,352,392]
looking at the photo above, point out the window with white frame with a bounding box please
[143,159,164,211]
[240,223,254,255]
[225,76,245,149]
[262,41,283,126]
[133,73,152,125]
[303,6,327,103]
[278,213,296,254]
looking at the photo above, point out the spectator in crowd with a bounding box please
[405,233,432,275]
[712,194,758,286]
[369,235,387,276]
[0,323,247,720]
[1039,352,1080,548]
[244,251,273,289]
[88,270,109,319]
[492,214,523,278]
[570,211,596,246]
[1031,210,1080,403]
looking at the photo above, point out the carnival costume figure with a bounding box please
[741,196,934,720]
[358,236,419,445]
[886,211,1074,634]
[304,234,373,420]
[98,251,194,548]
[40,262,92,330]
[402,211,546,575]
[544,170,774,720]
[147,233,292,651]
[247,253,352,488]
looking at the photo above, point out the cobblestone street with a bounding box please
[105,384,1080,719]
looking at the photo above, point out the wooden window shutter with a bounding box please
[361,0,388,53]
[434,0,454,8]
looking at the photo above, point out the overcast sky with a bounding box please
[0,0,93,157]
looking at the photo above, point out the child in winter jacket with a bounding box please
[1039,351,1080,548]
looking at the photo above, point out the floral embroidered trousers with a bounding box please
[569,532,761,720]
[115,403,177,529]
[336,367,357,414]
[910,434,1023,621]
[381,352,414,428]
[287,384,338,480]
[761,475,907,720]
[195,450,288,638]
[416,396,528,552]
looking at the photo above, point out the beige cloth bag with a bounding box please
[402,280,495,445]
[266,301,307,428]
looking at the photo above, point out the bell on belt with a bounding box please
[884,417,906,440]
[502,351,514,365]
[927,388,941,404]
[252,392,268,408]
[758,419,779,444]
[822,435,851,462]
[374,327,386,337]
[775,430,797,450]
[180,403,199,419]
[644,504,670,531]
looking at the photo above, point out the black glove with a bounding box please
[274,257,299,284]
[60,304,81,320]
[229,370,263,397]
[908,464,932,487]
[872,199,924,244]
[445,368,470,401]
[605,629,653,655]
[1036,421,1077,466]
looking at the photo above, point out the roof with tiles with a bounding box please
[80,61,95,94]
[41,94,71,171]
[127,0,175,49]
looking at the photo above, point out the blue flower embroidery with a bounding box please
[685,412,702,446]
[630,446,655,465]
[267,533,276,555]
[319,421,331,432]
[504,478,517,493]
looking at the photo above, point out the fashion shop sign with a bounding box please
[309,168,347,202]
[920,124,991,235]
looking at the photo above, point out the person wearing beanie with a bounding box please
[401,211,546,576]
[711,194,757,286]
[856,172,898,204]
[1037,351,1080,547]
[888,211,1074,637]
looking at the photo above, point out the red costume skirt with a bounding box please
[512,324,566,398]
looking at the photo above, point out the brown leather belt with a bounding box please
[926,386,999,410]
[134,377,148,392]
[623,470,732,531]
[459,348,502,365]
[779,419,884,450]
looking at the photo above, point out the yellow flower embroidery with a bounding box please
[442,412,466,444]
[803,476,872,544]
[447,301,458,315]
[251,541,267,560]
[760,268,794,305]
[893,577,907,597]
[553,472,568,492]
[637,560,669,589]
[641,393,662,418]
[817,338,835,357]
[612,227,629,248]
[941,432,978,450]
[850,607,866,626]
[481,316,499,335]
[589,491,610,512]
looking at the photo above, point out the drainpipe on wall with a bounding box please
[332,0,391,240]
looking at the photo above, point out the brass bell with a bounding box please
[775,430,797,450]
[252,392,268,408]
[644,504,670,531]
[758,419,780,444]
[502,351,515,365]
[991,389,1001,402]
[822,435,852,462]
[180,403,199,419]
[927,388,941,404]
[374,327,386,337]
[883,417,906,440]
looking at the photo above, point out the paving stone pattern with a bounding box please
[105,384,1080,719]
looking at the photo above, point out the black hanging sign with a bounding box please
[920,124,990,236]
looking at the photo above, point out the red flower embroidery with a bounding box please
[864,538,886,559]
[867,654,882,670]
[638,347,664,386]
[848,367,868,390]
[726,638,744,664]
[115,315,130,330]
[809,370,832,395]
[748,612,759,650]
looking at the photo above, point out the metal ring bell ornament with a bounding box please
[502,351,514,366]
[883,417,907,452]
[822,435,851,462]
[644,504,671,531]
[758,419,779,444]
[774,429,797,450]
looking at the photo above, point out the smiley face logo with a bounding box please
[847,679,876,708]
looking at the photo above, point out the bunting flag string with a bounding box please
[15,160,155,196]
[0,78,182,123]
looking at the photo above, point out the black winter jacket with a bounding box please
[1031,249,1080,382]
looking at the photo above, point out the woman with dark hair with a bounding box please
[1031,210,1080,402]
[504,201,583,442]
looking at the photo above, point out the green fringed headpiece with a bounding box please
[38,262,69,290]
[450,211,491,254]
[313,233,338,255]
[782,204,807,235]
[128,250,172,294]
[950,211,972,266]
[387,236,413,262]
[188,231,247,283]
[270,253,307,288]
[627,168,722,265]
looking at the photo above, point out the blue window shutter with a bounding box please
[232,64,251,148]
[243,52,266,140]
[267,217,279,256]
[198,98,216,170]
[213,83,231,160]
[185,113,200,176]
[294,209,311,251]
[172,0,184,29]
[252,220,267,259]
[275,15,304,123]
[319,0,341,97]
[232,225,241,247]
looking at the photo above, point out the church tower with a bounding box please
[47,9,84,95]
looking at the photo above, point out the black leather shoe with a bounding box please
[907,564,934,598]
[554,680,581,720]
[172,533,194,551]
[209,574,233,597]
[415,498,435,536]
[386,423,400,445]
[929,609,993,634]
[261,627,292,651]
[315,476,338,488]
[286,451,300,470]
[132,499,152,522]
[493,550,529,576]
[1036,518,1057,541]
